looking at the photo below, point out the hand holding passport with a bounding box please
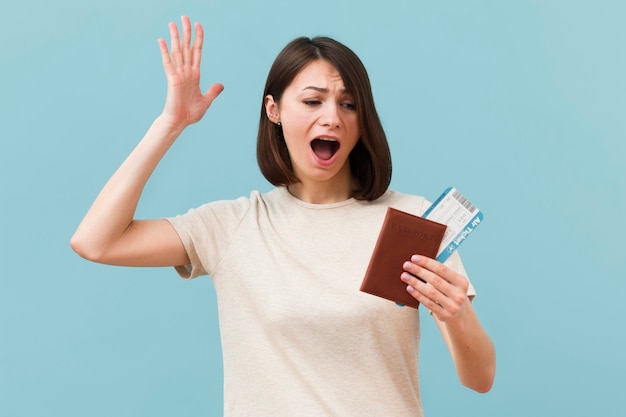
[360,188,482,308]
[360,208,446,308]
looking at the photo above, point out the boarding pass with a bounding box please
[422,187,483,263]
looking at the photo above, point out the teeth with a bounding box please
[317,137,337,141]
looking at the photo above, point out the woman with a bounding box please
[71,16,495,416]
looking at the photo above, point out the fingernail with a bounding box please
[401,273,410,282]
[411,255,421,263]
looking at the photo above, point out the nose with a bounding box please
[320,103,341,128]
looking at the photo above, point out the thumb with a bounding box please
[203,82,225,107]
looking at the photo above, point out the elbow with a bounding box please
[468,377,495,394]
[462,365,496,394]
[70,232,105,263]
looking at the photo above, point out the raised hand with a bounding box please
[157,16,224,129]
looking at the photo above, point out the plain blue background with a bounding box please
[1,0,625,415]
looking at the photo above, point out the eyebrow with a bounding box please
[302,86,349,94]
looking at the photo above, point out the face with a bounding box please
[265,60,360,188]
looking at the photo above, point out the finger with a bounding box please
[407,278,469,322]
[415,256,470,302]
[408,255,469,288]
[401,271,448,308]
[402,257,469,311]
[181,16,192,65]
[401,273,462,319]
[203,83,225,107]
[406,283,447,315]
[168,21,183,68]
[157,38,175,76]
[402,257,454,295]
[191,22,204,69]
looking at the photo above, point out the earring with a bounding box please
[277,121,281,126]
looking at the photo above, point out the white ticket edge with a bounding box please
[422,187,483,263]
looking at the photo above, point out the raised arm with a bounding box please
[70,16,223,267]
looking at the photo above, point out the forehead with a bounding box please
[288,60,346,91]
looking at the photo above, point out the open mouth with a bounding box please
[311,138,340,161]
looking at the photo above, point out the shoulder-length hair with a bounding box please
[256,36,392,201]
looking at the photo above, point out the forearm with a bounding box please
[70,115,184,261]
[435,301,496,393]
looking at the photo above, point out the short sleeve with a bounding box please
[164,195,252,279]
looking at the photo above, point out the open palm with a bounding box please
[158,16,223,128]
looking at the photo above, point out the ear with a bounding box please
[265,94,280,124]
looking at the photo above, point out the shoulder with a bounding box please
[184,189,277,213]
[169,188,291,224]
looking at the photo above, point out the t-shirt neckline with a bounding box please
[279,186,357,210]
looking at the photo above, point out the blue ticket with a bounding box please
[422,187,483,263]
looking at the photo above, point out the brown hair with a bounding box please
[256,36,392,201]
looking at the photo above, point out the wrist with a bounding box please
[155,113,188,135]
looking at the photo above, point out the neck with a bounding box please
[287,175,354,204]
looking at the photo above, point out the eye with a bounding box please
[341,102,356,110]
[303,100,321,106]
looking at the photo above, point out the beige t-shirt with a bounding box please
[166,187,475,417]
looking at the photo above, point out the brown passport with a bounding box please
[360,207,447,309]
